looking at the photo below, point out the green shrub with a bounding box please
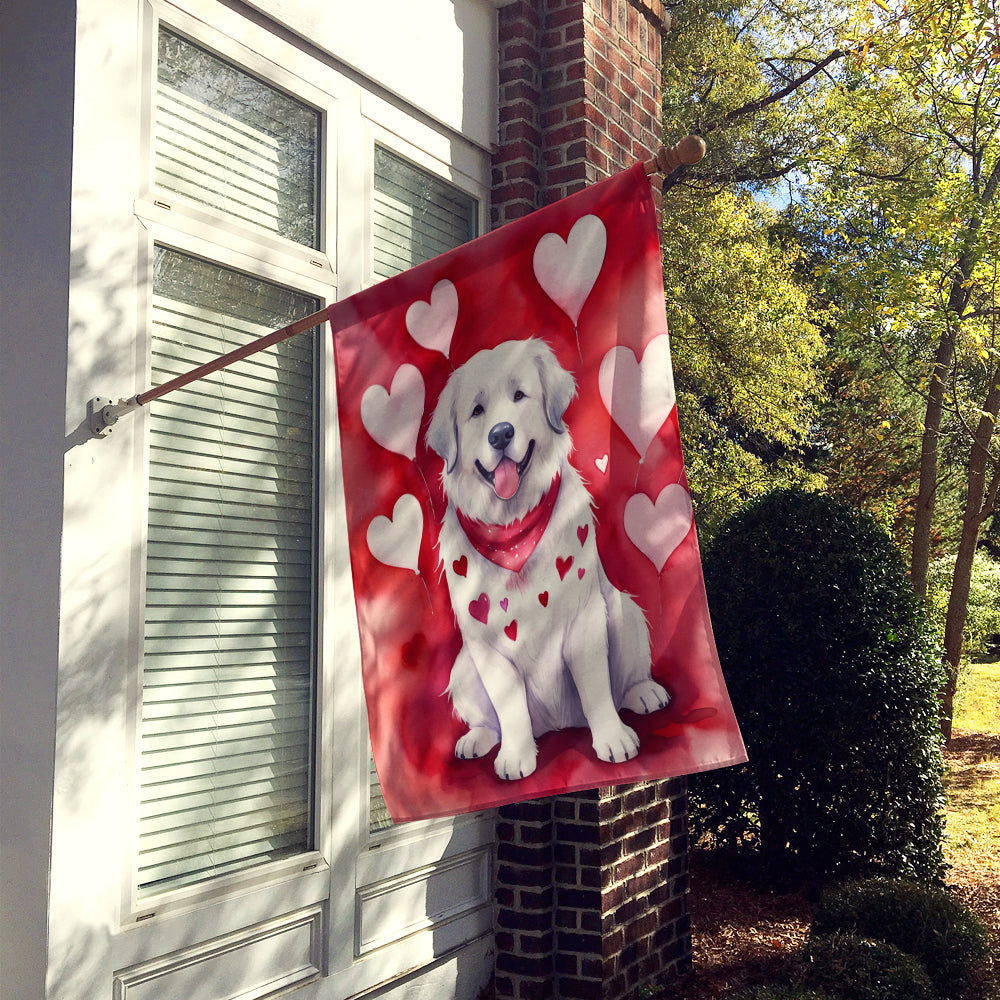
[793,933,934,1000]
[811,878,988,999]
[692,488,946,882]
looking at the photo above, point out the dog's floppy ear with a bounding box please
[533,339,576,433]
[427,377,460,473]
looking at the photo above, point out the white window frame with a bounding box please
[124,1,339,929]
[325,90,497,1000]
[112,0,495,992]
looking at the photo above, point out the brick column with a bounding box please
[493,0,668,225]
[491,4,691,999]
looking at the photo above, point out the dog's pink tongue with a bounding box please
[493,457,520,500]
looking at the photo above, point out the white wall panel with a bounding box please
[113,906,323,1000]
[356,848,490,955]
[242,0,498,151]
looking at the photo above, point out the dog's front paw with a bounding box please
[455,726,499,760]
[592,719,640,764]
[621,679,670,716]
[494,740,537,781]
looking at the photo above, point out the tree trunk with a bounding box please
[910,330,955,598]
[940,374,1000,741]
[911,161,1000,597]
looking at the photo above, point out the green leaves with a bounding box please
[664,188,826,535]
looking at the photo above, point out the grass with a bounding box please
[941,658,1000,999]
[954,657,1000,733]
[945,659,1000,867]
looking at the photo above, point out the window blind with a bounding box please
[372,146,477,281]
[138,248,319,895]
[156,28,320,248]
[368,148,477,832]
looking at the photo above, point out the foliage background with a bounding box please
[659,0,1000,734]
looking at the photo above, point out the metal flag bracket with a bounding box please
[86,136,705,439]
[88,395,141,438]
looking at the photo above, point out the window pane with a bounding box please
[138,247,318,895]
[372,146,477,279]
[369,149,478,832]
[156,28,320,248]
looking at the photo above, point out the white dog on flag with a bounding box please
[427,338,669,780]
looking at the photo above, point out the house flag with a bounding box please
[329,163,746,822]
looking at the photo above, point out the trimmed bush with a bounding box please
[692,488,946,882]
[793,933,934,1000]
[812,878,988,998]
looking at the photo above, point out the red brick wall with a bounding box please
[494,781,691,1000]
[490,9,689,996]
[492,0,668,227]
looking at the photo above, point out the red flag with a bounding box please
[330,164,746,822]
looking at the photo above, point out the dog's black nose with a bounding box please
[488,421,515,451]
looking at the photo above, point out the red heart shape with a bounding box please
[538,591,549,607]
[504,620,518,641]
[468,593,490,624]
[577,524,588,546]
[452,555,468,577]
[556,556,574,580]
[578,567,585,580]
[401,631,427,669]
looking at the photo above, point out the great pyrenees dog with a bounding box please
[427,338,669,780]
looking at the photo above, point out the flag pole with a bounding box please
[87,308,330,437]
[88,136,706,438]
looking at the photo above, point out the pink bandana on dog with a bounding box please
[329,163,746,823]
[456,475,561,571]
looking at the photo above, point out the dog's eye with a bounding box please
[513,390,526,401]
[471,403,484,417]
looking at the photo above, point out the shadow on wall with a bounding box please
[44,201,153,997]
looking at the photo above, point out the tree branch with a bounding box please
[702,49,848,133]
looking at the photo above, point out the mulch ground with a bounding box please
[657,850,815,999]
[657,734,1000,999]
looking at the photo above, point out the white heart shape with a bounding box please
[405,279,458,357]
[533,215,607,325]
[598,335,676,459]
[624,484,693,573]
[360,363,425,460]
[367,494,423,574]
[595,454,609,475]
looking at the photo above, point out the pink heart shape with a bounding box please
[405,279,458,357]
[598,335,675,459]
[577,524,588,546]
[624,484,694,573]
[500,597,509,611]
[532,215,607,325]
[468,592,490,625]
[360,363,425,459]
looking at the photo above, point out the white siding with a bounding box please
[3,0,500,998]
